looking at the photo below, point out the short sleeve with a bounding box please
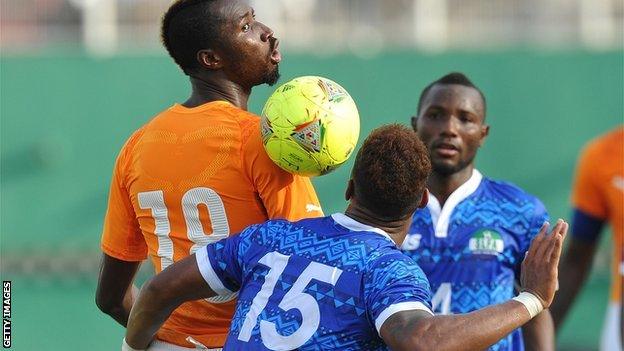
[242,127,324,221]
[364,253,433,334]
[101,141,147,261]
[196,225,259,295]
[572,142,608,220]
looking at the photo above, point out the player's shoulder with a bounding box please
[220,103,261,134]
[580,127,623,160]
[115,125,148,164]
[241,216,331,244]
[591,126,623,148]
[365,248,429,287]
[480,176,545,209]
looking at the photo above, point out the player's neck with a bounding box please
[428,165,474,206]
[184,75,251,110]
[344,205,411,246]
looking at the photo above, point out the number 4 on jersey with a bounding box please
[431,283,452,315]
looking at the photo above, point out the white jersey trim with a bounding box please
[428,169,483,238]
[331,213,394,243]
[195,247,233,296]
[600,302,622,351]
[374,301,434,335]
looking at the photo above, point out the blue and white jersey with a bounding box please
[402,170,548,351]
[196,213,433,351]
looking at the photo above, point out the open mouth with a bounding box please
[433,142,459,157]
[270,38,281,64]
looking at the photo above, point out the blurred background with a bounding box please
[1,0,622,350]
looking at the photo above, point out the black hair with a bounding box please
[161,0,223,75]
[351,124,431,220]
[417,72,487,116]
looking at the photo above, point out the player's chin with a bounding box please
[264,65,281,86]
[431,159,462,176]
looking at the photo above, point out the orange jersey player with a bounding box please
[95,1,323,350]
[552,126,623,351]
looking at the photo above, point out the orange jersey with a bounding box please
[101,101,323,347]
[572,126,624,303]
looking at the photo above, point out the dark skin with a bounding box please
[550,230,600,330]
[96,0,281,327]
[124,177,568,350]
[95,255,141,327]
[411,83,555,350]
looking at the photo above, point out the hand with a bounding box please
[520,219,568,309]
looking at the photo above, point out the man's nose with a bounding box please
[440,116,459,136]
[260,23,274,42]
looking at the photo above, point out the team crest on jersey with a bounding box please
[468,229,504,255]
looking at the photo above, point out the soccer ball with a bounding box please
[261,76,360,177]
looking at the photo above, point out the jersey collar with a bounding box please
[427,169,483,238]
[331,213,394,243]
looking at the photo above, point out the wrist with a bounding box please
[512,291,544,319]
[122,338,146,351]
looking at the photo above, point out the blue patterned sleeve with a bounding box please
[364,253,433,335]
[195,224,260,295]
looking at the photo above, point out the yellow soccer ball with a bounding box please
[261,76,360,177]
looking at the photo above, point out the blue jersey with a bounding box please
[402,170,548,351]
[196,213,433,350]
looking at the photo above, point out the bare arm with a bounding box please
[381,220,567,351]
[550,237,597,330]
[125,254,215,349]
[95,254,142,327]
[522,309,555,351]
[382,300,531,351]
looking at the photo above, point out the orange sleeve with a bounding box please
[571,141,608,220]
[101,136,147,261]
[243,126,324,221]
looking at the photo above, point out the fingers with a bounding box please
[550,221,568,267]
[526,221,549,259]
[543,220,567,261]
[527,219,567,263]
[535,220,563,261]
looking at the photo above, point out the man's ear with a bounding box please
[197,49,223,70]
[478,124,490,147]
[418,189,429,209]
[410,116,418,131]
[345,179,354,201]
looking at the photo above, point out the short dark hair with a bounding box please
[161,0,222,75]
[351,124,431,220]
[417,72,487,116]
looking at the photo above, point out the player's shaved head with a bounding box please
[161,0,223,75]
[351,124,431,220]
[417,72,487,117]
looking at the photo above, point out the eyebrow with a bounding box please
[238,9,254,21]
[425,104,478,114]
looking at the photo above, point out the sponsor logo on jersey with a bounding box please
[468,229,504,255]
